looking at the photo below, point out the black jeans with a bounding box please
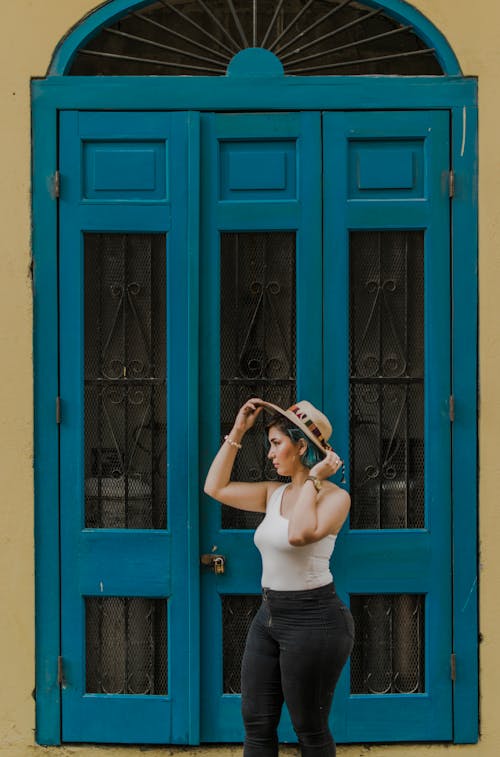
[241,583,354,757]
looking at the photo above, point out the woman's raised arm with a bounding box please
[204,398,272,512]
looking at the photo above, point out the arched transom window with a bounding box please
[69,0,444,76]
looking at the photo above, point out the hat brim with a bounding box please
[256,400,332,456]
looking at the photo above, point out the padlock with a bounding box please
[200,553,226,575]
[213,556,225,575]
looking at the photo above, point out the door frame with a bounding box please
[32,73,478,746]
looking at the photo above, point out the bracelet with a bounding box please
[224,434,242,450]
[306,475,323,493]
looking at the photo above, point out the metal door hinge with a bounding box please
[449,170,455,198]
[449,395,455,423]
[450,653,456,681]
[57,656,65,687]
[51,171,61,199]
[56,397,61,424]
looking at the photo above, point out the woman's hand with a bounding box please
[231,398,264,437]
[309,450,343,480]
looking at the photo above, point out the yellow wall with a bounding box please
[1,1,497,754]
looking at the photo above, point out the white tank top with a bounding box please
[254,484,336,591]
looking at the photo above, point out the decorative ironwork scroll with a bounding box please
[86,597,168,694]
[349,231,425,529]
[220,232,296,529]
[350,594,425,694]
[222,595,261,693]
[84,233,167,529]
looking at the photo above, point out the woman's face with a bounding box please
[267,425,305,476]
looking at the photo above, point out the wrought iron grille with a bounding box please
[69,0,443,76]
[350,594,425,694]
[84,233,167,529]
[222,595,261,693]
[220,232,296,529]
[349,231,424,529]
[86,596,168,694]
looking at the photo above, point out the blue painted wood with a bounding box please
[84,142,166,197]
[168,110,200,745]
[185,110,202,745]
[353,143,419,193]
[199,111,323,743]
[32,95,61,746]
[65,205,172,232]
[58,111,194,743]
[345,203,431,229]
[451,105,479,743]
[223,145,291,195]
[49,0,461,77]
[78,532,172,595]
[324,111,452,742]
[33,75,476,112]
[227,48,284,77]
[215,202,300,230]
[59,695,171,744]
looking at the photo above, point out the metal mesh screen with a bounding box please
[84,234,167,529]
[349,231,424,529]
[222,595,261,693]
[220,232,296,529]
[69,0,443,76]
[350,594,425,694]
[86,596,168,694]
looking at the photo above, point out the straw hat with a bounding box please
[258,400,333,456]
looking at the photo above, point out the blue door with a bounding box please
[323,111,452,741]
[198,112,323,742]
[59,111,199,743]
[198,110,452,744]
[59,108,452,744]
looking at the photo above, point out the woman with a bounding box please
[204,398,354,757]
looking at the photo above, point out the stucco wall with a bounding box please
[1,1,498,754]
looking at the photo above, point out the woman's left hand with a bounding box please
[309,450,343,481]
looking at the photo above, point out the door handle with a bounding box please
[200,554,226,575]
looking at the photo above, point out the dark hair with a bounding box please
[265,413,324,470]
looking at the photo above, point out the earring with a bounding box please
[340,463,346,484]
